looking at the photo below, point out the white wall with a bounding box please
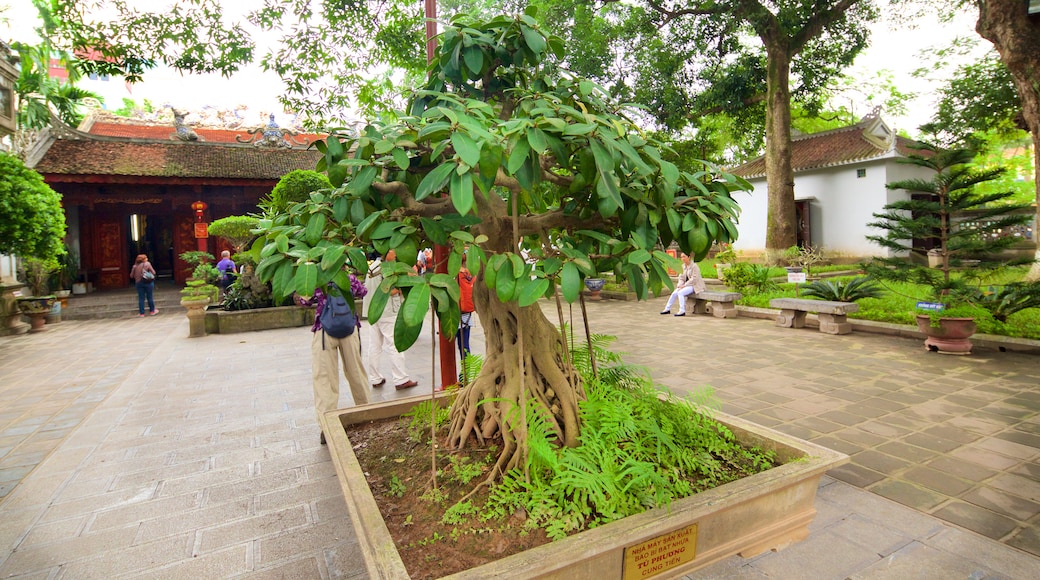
[732,157,932,258]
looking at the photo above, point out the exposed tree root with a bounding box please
[445,275,584,475]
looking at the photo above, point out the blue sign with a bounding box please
[916,302,945,311]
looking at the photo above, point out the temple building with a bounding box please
[25,110,322,290]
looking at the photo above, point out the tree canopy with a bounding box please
[252,12,748,472]
[0,151,66,259]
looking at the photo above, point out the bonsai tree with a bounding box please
[0,152,66,261]
[865,141,1035,316]
[19,257,59,297]
[207,216,259,253]
[253,12,747,474]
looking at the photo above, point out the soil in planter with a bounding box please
[346,415,776,579]
[346,418,550,579]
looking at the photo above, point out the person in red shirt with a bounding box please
[456,265,475,362]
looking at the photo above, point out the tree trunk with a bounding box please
[977,1,1040,281]
[445,240,584,475]
[763,41,797,261]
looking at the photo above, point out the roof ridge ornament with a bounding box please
[170,108,203,141]
[236,113,309,148]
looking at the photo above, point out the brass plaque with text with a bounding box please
[622,523,698,580]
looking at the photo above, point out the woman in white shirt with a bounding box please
[660,253,706,317]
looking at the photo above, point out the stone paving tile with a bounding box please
[745,530,880,580]
[931,500,1018,540]
[869,480,946,512]
[925,456,999,483]
[827,463,886,488]
[903,431,964,453]
[988,473,1040,503]
[4,295,1040,577]
[901,466,974,496]
[1006,524,1040,557]
[847,540,1002,580]
[961,487,1040,522]
[876,441,938,464]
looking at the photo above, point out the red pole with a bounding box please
[425,0,458,389]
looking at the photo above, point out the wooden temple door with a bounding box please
[94,214,128,289]
[795,200,812,248]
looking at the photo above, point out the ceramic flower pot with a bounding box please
[914,315,976,355]
[584,278,606,301]
[16,296,56,333]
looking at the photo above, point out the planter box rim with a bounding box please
[321,393,848,579]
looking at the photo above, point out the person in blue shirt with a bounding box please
[216,250,237,298]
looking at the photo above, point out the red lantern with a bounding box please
[191,200,208,221]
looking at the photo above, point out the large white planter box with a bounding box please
[321,395,848,579]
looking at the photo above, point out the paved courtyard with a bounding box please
[0,293,1038,578]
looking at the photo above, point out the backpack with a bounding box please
[319,283,356,339]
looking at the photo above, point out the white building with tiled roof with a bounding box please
[727,113,932,258]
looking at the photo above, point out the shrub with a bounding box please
[801,277,884,302]
[208,216,259,252]
[958,282,1040,323]
[0,152,66,260]
[262,170,331,214]
[722,262,777,294]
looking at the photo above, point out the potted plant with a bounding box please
[712,243,738,280]
[16,257,59,332]
[865,141,1035,354]
[51,245,79,306]
[180,279,218,337]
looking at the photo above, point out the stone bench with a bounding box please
[769,298,859,335]
[691,291,743,319]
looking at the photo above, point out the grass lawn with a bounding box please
[737,274,1040,341]
[605,264,1040,341]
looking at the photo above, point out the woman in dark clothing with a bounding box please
[130,254,158,316]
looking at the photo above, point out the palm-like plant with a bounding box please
[801,277,883,302]
[865,141,1034,307]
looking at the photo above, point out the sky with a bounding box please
[0,2,989,135]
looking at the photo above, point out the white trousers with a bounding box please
[311,330,369,425]
[664,286,696,313]
[365,314,410,386]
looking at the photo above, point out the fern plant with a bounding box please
[477,336,775,540]
[801,277,883,302]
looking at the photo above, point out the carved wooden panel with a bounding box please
[96,216,126,289]
[173,214,197,283]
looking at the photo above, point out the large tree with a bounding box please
[638,1,877,257]
[534,2,877,258]
[974,0,1040,281]
[253,13,747,471]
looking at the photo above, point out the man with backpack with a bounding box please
[298,273,370,445]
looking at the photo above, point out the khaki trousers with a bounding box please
[311,329,370,426]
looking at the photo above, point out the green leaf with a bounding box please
[495,258,517,302]
[450,171,474,215]
[451,132,481,167]
[374,139,394,154]
[448,250,462,277]
[560,262,580,303]
[591,140,622,213]
[507,137,531,175]
[275,234,289,253]
[320,245,346,271]
[392,148,410,171]
[367,285,389,323]
[518,277,550,307]
[349,165,377,194]
[463,45,484,76]
[628,249,651,265]
[295,262,319,296]
[527,127,547,154]
[273,259,294,299]
[395,285,430,350]
[415,163,456,201]
[520,24,546,55]
[420,217,448,246]
[305,214,326,245]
